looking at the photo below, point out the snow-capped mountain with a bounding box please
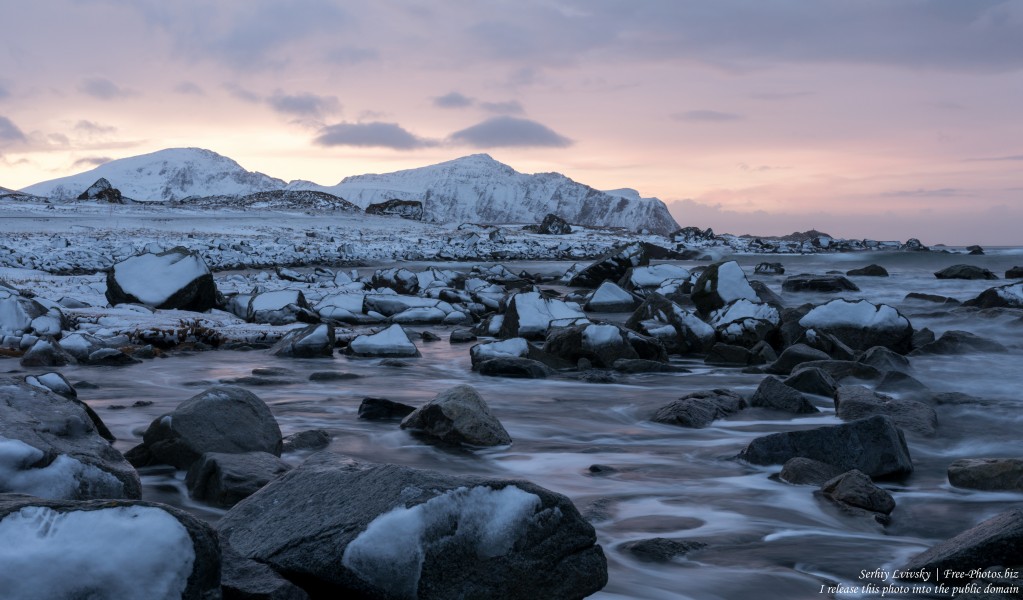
[289,154,679,234]
[21,148,285,201]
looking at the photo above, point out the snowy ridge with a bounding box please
[289,154,680,234]
[21,148,285,201]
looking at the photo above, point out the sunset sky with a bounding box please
[1,1,1021,244]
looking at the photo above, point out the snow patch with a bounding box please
[710,261,758,304]
[349,324,419,357]
[582,324,623,349]
[0,437,123,500]
[799,299,909,329]
[112,251,209,307]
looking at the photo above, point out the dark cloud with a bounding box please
[72,156,113,169]
[883,188,964,197]
[672,110,743,122]
[267,90,340,119]
[449,116,572,148]
[324,46,379,65]
[78,77,136,100]
[314,122,437,150]
[434,92,475,108]
[480,100,524,115]
[0,116,27,144]
[74,120,117,135]
[174,81,205,95]
[223,83,261,103]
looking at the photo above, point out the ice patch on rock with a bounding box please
[341,485,542,600]
[627,264,691,288]
[710,299,780,328]
[0,437,123,500]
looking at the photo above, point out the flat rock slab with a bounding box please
[947,458,1023,492]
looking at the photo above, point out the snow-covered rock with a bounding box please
[269,323,335,358]
[76,177,123,203]
[498,292,587,340]
[0,285,48,338]
[533,213,572,235]
[247,289,315,325]
[569,242,654,288]
[363,294,454,317]
[543,323,666,368]
[347,324,420,357]
[799,299,914,353]
[625,294,715,354]
[690,261,759,315]
[401,384,512,447]
[964,282,1023,309]
[621,264,692,290]
[106,247,218,311]
[584,281,638,312]
[315,293,371,324]
[370,267,420,295]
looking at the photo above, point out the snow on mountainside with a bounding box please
[21,148,285,201]
[289,154,680,234]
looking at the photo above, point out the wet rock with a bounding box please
[106,247,219,311]
[705,343,753,366]
[535,213,572,234]
[88,347,142,366]
[420,330,441,342]
[478,357,553,379]
[270,324,334,358]
[910,330,1007,355]
[568,241,654,288]
[929,392,994,406]
[846,264,889,277]
[370,267,420,295]
[905,292,960,306]
[912,327,936,348]
[782,274,860,293]
[819,469,896,515]
[799,329,856,361]
[625,293,715,355]
[1006,266,1023,279]
[966,245,984,255]
[964,282,1023,309]
[858,346,911,372]
[24,371,76,399]
[364,198,423,220]
[221,544,310,600]
[587,464,617,475]
[833,385,937,436]
[449,329,477,343]
[544,323,665,368]
[690,261,759,316]
[20,337,75,367]
[934,265,999,280]
[612,358,685,373]
[778,457,844,485]
[218,453,608,599]
[875,371,929,395]
[900,238,929,252]
[281,429,332,452]
[499,291,586,340]
[618,538,707,563]
[750,376,819,414]
[737,415,914,479]
[766,343,830,375]
[358,397,416,421]
[186,451,292,508]
[308,371,360,381]
[902,509,1023,579]
[947,458,1023,492]
[797,299,914,353]
[784,367,838,397]
[401,384,512,447]
[0,495,220,600]
[755,262,785,275]
[652,389,746,428]
[137,386,283,469]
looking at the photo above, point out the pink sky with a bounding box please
[1,1,1021,244]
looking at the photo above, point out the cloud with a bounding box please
[174,81,205,95]
[480,100,524,115]
[749,91,814,101]
[882,188,965,198]
[434,91,475,109]
[71,156,113,169]
[0,116,27,144]
[966,154,1023,162]
[74,120,117,136]
[324,46,379,65]
[0,83,9,100]
[267,90,340,119]
[223,83,261,103]
[672,110,743,122]
[449,116,571,148]
[314,121,437,150]
[78,77,136,100]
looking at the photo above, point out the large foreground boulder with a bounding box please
[0,496,220,600]
[902,509,1023,580]
[401,385,512,447]
[136,386,283,469]
[106,247,219,311]
[0,377,140,500]
[218,453,608,599]
[737,415,913,478]
[798,299,913,353]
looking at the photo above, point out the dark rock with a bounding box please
[420,330,441,342]
[905,292,960,306]
[782,274,860,293]
[281,429,332,452]
[652,389,746,428]
[587,464,617,475]
[737,415,914,479]
[705,343,753,366]
[846,264,889,277]
[910,330,1007,355]
[690,260,759,315]
[358,397,417,421]
[140,386,283,469]
[106,247,219,311]
[912,327,936,348]
[612,358,685,373]
[478,357,553,379]
[401,384,512,446]
[0,495,220,600]
[799,329,856,360]
[1006,266,1023,279]
[929,392,993,406]
[26,373,114,442]
[934,265,999,280]
[797,299,914,353]
[0,376,140,499]
[20,337,75,367]
[766,343,830,375]
[624,293,715,355]
[902,509,1023,579]
[218,453,608,600]
[269,324,334,358]
[784,367,838,397]
[750,340,778,365]
[87,347,142,366]
[449,329,477,343]
[536,213,572,235]
[364,198,424,220]
[900,238,929,252]
[568,242,653,288]
[966,245,984,255]
[754,262,785,275]
[222,544,310,600]
[370,267,420,295]
[750,376,819,414]
[543,323,663,368]
[618,538,707,563]
[833,385,937,436]
[875,371,929,394]
[798,359,883,382]
[77,177,124,203]
[778,457,844,485]
[947,458,1023,492]
[186,451,292,507]
[819,469,896,515]
[858,346,911,372]
[964,282,1023,309]
[749,280,785,307]
[308,371,360,381]
[497,291,585,340]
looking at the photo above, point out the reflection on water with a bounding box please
[27,251,1023,599]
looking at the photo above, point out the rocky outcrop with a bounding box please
[365,198,424,220]
[797,299,913,353]
[964,282,1023,309]
[568,242,655,288]
[76,177,123,203]
[690,261,759,315]
[934,265,999,280]
[534,213,572,235]
[400,385,512,447]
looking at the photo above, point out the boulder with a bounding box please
[248,290,317,325]
[704,343,753,366]
[400,385,512,447]
[24,373,113,442]
[749,280,785,307]
[221,544,310,600]
[690,261,759,315]
[620,264,691,291]
[652,389,746,428]
[875,371,929,395]
[934,265,999,280]
[737,415,914,479]
[910,330,1007,355]
[749,376,819,414]
[964,282,1023,309]
[76,177,124,203]
[778,457,844,485]
[357,398,417,421]
[0,496,220,600]
[449,329,477,343]
[364,199,424,220]
[858,346,911,372]
[218,454,608,600]
[846,264,889,277]
[347,324,420,357]
[833,385,937,436]
[624,293,715,354]
[314,293,371,324]
[902,509,1023,579]
[568,242,653,288]
[781,274,860,293]
[0,285,48,338]
[754,262,785,275]
[783,367,838,397]
[947,458,1023,492]
[88,348,141,366]
[186,451,292,508]
[535,213,572,235]
[478,358,553,379]
[796,360,883,382]
[20,337,75,367]
[798,299,913,353]
[106,247,218,311]
[819,469,896,515]
[543,323,665,369]
[900,238,929,252]
[905,292,960,306]
[617,538,706,563]
[281,429,332,452]
[269,324,335,358]
[766,343,830,375]
[1006,266,1023,279]
[584,281,639,312]
[798,329,856,361]
[0,377,140,499]
[498,292,586,340]
[966,245,984,255]
[138,386,283,469]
